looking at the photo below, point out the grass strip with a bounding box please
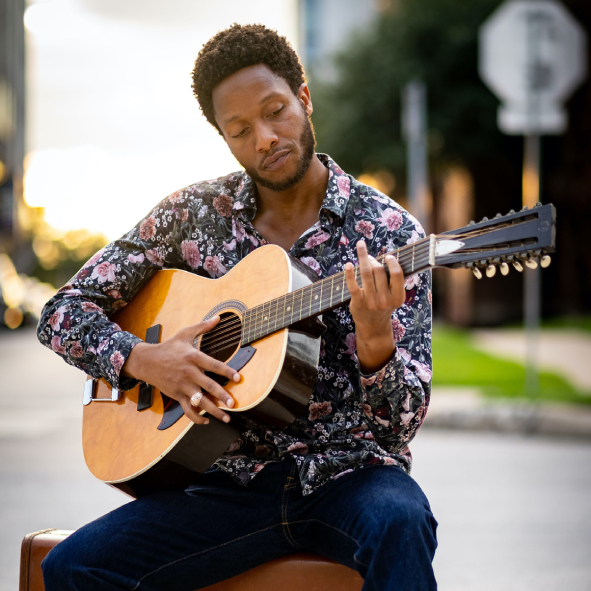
[432,327,591,406]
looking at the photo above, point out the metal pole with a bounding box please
[401,81,428,230]
[523,134,541,403]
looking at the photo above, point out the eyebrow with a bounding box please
[223,92,284,126]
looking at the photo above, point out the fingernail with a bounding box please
[233,373,240,382]
[203,419,209,425]
[223,415,230,423]
[226,398,234,408]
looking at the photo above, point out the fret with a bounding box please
[255,302,262,341]
[308,284,313,318]
[260,301,267,340]
[319,279,323,316]
[263,301,270,339]
[287,292,295,326]
[281,293,287,332]
[329,276,335,308]
[242,309,248,345]
[411,243,415,273]
[298,288,304,320]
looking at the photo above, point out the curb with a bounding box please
[423,389,591,440]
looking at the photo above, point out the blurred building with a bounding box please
[299,0,379,80]
[0,0,26,251]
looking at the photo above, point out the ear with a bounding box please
[297,83,313,117]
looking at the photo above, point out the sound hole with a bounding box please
[197,312,242,362]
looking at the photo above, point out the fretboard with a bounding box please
[241,237,432,345]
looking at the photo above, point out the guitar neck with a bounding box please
[241,237,433,345]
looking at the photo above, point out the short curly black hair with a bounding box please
[191,24,305,134]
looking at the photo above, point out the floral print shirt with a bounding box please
[37,154,432,495]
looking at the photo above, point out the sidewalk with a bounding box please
[424,328,591,439]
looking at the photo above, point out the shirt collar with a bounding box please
[232,153,352,223]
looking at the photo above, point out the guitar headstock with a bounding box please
[433,203,556,278]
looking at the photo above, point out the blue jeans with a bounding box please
[42,461,437,590]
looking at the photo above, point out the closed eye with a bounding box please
[270,106,284,117]
[231,128,248,139]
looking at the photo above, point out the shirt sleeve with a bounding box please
[356,267,432,454]
[36,197,185,391]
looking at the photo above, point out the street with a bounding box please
[1,328,590,591]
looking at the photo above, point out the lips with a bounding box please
[263,149,291,170]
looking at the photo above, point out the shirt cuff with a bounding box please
[97,330,143,391]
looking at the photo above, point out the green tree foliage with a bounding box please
[312,0,506,182]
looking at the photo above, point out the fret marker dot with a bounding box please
[337,286,340,290]
[315,295,318,299]
[287,307,291,311]
[264,316,268,320]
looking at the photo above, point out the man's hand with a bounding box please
[344,241,405,374]
[122,316,241,425]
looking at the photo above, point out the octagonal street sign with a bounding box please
[479,0,587,134]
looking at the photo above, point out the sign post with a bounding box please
[402,80,429,230]
[479,0,587,400]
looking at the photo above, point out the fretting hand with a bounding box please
[344,241,405,374]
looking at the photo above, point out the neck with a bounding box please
[255,154,328,221]
[241,235,434,345]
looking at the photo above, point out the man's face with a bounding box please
[212,64,316,192]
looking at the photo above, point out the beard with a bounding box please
[243,114,317,192]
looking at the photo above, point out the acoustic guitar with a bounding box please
[82,204,556,498]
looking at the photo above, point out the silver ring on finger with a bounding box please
[190,391,204,408]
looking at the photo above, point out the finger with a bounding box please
[344,262,362,298]
[386,255,405,306]
[190,367,236,408]
[179,396,210,425]
[192,349,241,386]
[373,256,391,301]
[356,241,377,295]
[176,316,221,343]
[194,392,232,424]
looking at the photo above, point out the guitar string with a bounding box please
[199,246,432,350]
[201,251,432,354]
[202,234,536,354]
[199,241,431,347]
[199,249,432,350]
[201,220,529,351]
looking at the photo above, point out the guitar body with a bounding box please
[82,245,323,499]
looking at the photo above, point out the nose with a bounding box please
[254,121,278,154]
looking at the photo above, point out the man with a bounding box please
[38,24,436,591]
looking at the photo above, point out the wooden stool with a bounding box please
[20,529,364,591]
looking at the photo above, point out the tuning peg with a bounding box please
[468,220,475,225]
[500,262,510,275]
[473,267,483,279]
[495,213,502,218]
[481,217,489,222]
[540,255,551,268]
[535,202,542,207]
[525,258,538,269]
[486,265,496,278]
[513,260,523,272]
[522,206,529,211]
[508,209,515,214]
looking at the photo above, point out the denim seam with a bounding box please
[280,468,302,550]
[286,518,368,567]
[130,523,284,590]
